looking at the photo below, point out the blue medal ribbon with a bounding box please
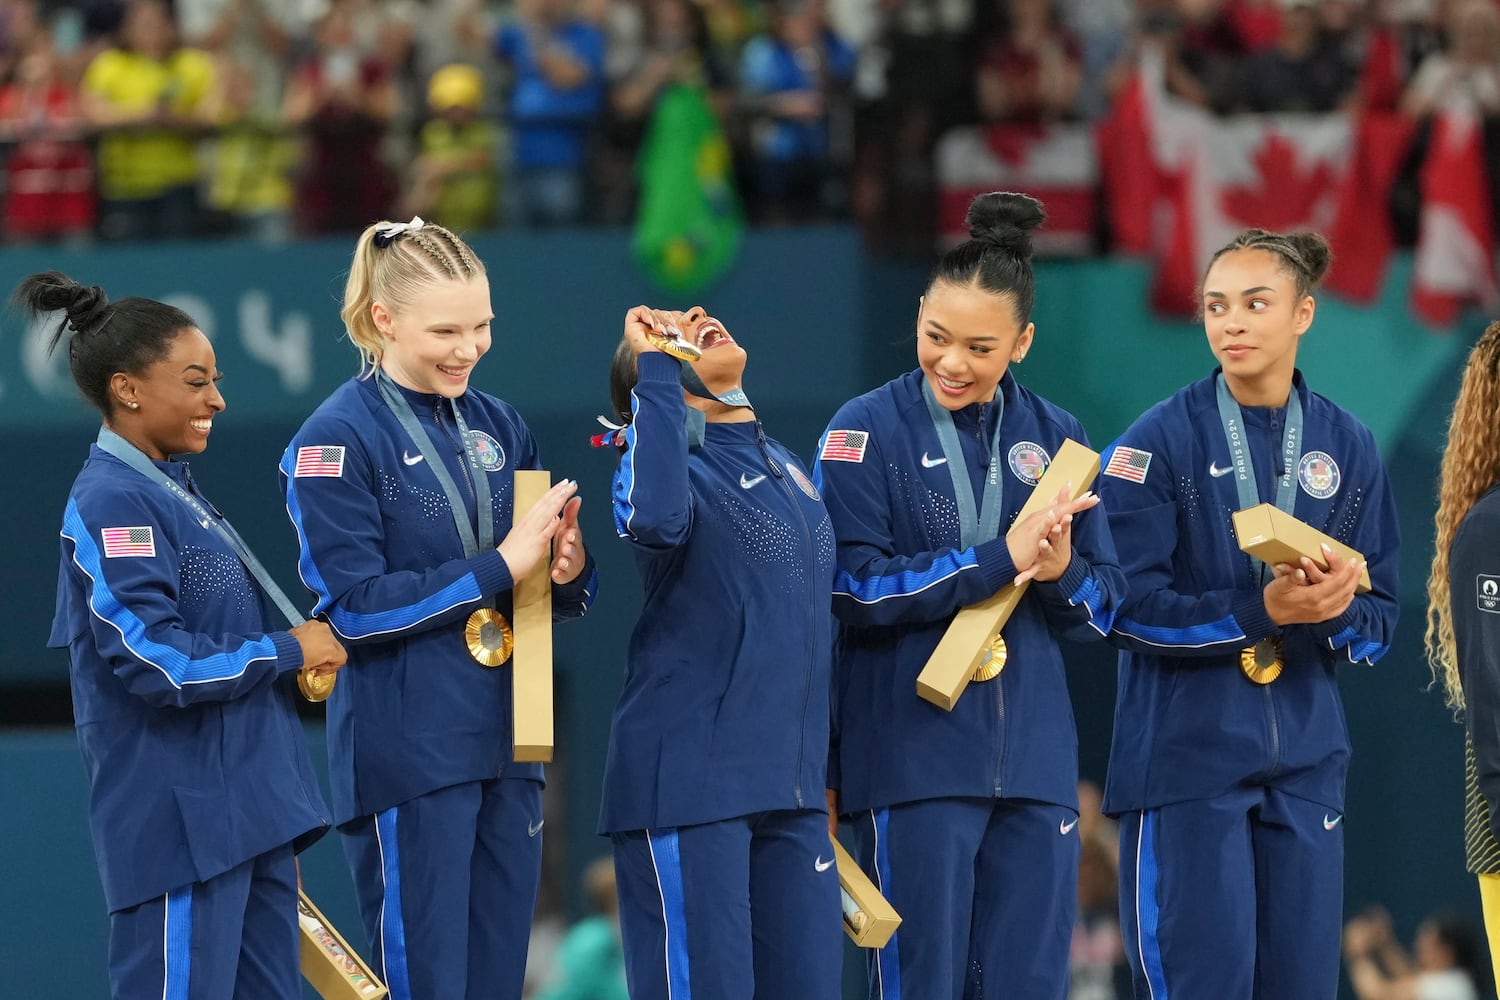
[376,370,494,556]
[920,379,1006,549]
[1214,373,1303,585]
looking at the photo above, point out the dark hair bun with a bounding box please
[12,270,108,335]
[67,285,108,333]
[965,191,1046,260]
[1285,232,1332,286]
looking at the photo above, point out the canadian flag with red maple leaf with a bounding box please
[1128,47,1356,313]
[1109,45,1425,318]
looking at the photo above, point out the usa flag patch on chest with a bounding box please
[294,445,345,478]
[820,430,869,463]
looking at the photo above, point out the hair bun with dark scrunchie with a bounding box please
[965,191,1047,261]
[65,283,108,333]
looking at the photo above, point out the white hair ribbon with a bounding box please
[373,216,426,247]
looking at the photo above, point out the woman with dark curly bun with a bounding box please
[1099,230,1400,997]
[815,191,1126,998]
[28,269,346,999]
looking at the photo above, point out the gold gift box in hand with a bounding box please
[1231,503,1371,594]
[831,837,901,949]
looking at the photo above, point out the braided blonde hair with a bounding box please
[1426,321,1500,711]
[341,220,486,376]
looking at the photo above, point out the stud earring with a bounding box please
[128,401,140,409]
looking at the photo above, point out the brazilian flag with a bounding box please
[632,84,743,294]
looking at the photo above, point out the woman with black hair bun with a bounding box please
[816,191,1125,998]
[30,269,346,999]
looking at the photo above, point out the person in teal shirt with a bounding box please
[537,858,629,1000]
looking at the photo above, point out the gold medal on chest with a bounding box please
[466,607,515,667]
[1240,637,1284,685]
[972,633,1008,682]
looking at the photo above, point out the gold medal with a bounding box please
[646,326,703,362]
[465,607,514,667]
[298,669,336,702]
[1240,637,1284,685]
[972,633,1008,682]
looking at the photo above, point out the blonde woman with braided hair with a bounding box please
[281,218,598,1000]
[1425,320,1500,989]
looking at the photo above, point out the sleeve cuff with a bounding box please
[974,537,1018,593]
[552,557,598,610]
[272,631,305,674]
[1034,552,1089,603]
[636,351,682,383]
[1309,604,1357,641]
[469,548,515,599]
[1231,591,1279,644]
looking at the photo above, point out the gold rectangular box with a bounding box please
[298,890,387,1000]
[512,470,555,763]
[1231,503,1371,594]
[916,439,1101,711]
[831,837,901,949]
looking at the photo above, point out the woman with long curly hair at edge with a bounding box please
[1424,320,1500,991]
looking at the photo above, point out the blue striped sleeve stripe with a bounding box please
[1113,614,1244,649]
[63,502,279,687]
[1327,626,1386,664]
[282,449,339,615]
[834,550,978,605]
[283,464,483,641]
[1067,574,1117,636]
[613,398,644,539]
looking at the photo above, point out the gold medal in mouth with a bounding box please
[466,607,514,667]
[646,325,703,362]
[1240,637,1284,684]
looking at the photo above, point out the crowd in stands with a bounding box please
[0,0,1496,250]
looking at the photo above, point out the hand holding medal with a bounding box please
[289,618,346,701]
[624,305,703,362]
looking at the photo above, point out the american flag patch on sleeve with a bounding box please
[294,446,346,478]
[1104,446,1153,484]
[101,526,155,558]
[820,429,869,463]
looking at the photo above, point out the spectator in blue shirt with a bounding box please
[738,0,854,223]
[493,0,605,227]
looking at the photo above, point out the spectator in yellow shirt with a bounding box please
[80,0,217,240]
[399,62,499,233]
